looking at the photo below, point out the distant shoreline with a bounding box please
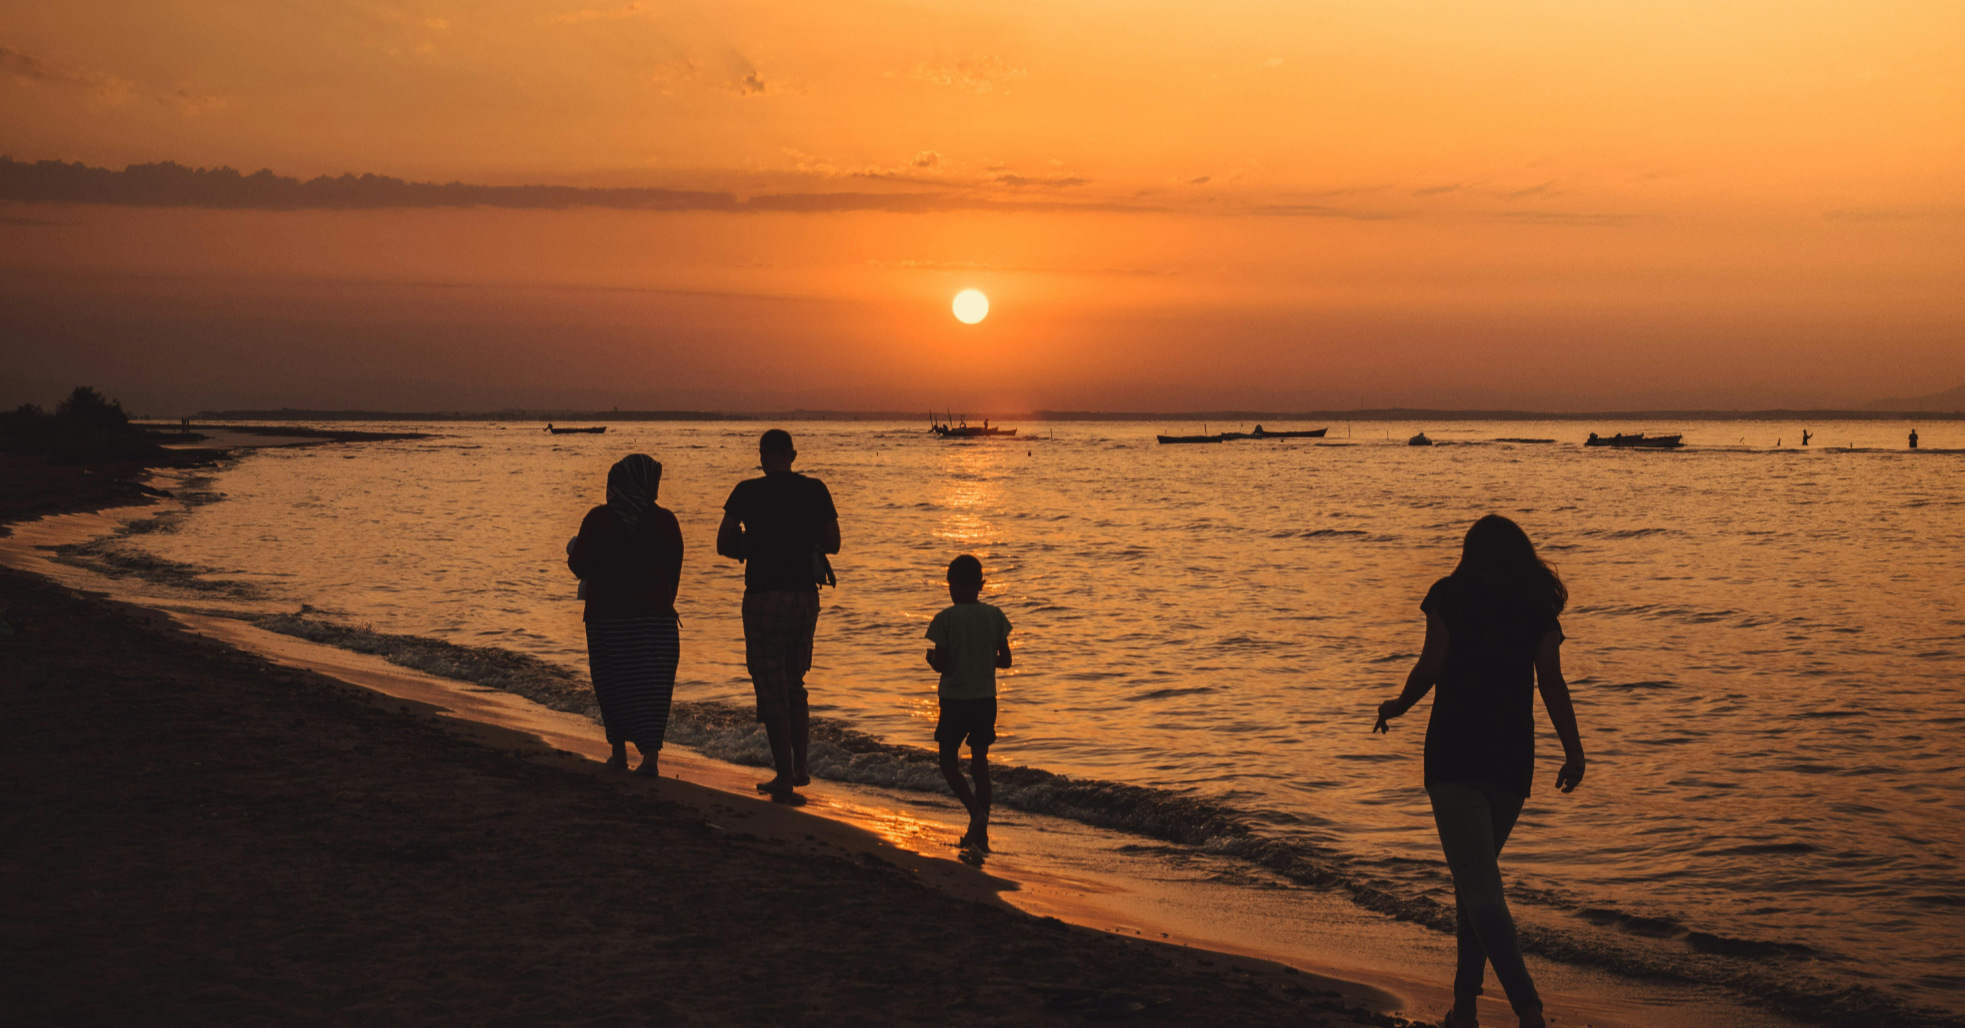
[183,408,1965,423]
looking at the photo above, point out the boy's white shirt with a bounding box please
[925,601,1012,699]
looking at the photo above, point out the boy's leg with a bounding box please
[968,743,992,850]
[938,738,980,820]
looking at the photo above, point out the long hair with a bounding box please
[1452,514,1566,616]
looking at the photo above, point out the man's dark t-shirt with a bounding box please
[1420,575,1562,798]
[723,472,837,593]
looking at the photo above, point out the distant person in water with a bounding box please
[1802,429,1812,446]
[925,554,1013,852]
[567,454,683,777]
[1909,428,1919,449]
[1373,515,1585,1028]
[718,429,840,800]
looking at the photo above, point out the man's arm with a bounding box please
[819,517,840,555]
[926,645,946,673]
[995,639,1012,669]
[716,511,745,562]
[1536,630,1586,792]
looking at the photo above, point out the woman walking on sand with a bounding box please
[1373,515,1586,1028]
[568,454,684,777]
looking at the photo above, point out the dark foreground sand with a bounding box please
[0,466,1426,1026]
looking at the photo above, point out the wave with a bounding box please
[228,611,1961,1028]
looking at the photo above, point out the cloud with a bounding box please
[2,44,229,113]
[849,150,948,181]
[735,71,766,95]
[907,56,1027,94]
[1,45,137,104]
[1823,206,1960,223]
[1500,181,1558,200]
[870,258,1175,277]
[992,174,1088,188]
[1187,175,1212,185]
[547,3,646,25]
[1412,183,1460,196]
[1493,210,1632,226]
[1248,203,1396,220]
[0,156,1154,215]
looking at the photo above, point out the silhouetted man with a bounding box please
[1909,428,1919,449]
[717,429,840,799]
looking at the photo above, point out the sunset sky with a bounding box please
[3,0,1961,412]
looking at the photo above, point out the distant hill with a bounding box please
[1867,384,1965,412]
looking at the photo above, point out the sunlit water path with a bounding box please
[107,420,1965,1025]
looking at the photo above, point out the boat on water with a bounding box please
[930,418,1016,439]
[1156,424,1329,444]
[1408,432,1434,446]
[546,424,607,434]
[1585,432,1683,449]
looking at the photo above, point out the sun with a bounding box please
[952,289,989,325]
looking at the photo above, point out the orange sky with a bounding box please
[2,0,1961,412]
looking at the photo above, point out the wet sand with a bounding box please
[0,456,1420,1026]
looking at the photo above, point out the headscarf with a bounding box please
[605,453,662,532]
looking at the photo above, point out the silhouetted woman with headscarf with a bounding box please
[569,454,684,776]
[1373,515,1586,1028]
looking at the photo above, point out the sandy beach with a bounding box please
[0,444,1421,1027]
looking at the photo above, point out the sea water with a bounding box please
[91,420,1965,1025]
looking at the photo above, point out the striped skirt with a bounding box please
[584,616,680,749]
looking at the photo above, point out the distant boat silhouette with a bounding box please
[929,414,1016,438]
[1408,432,1434,446]
[1584,432,1682,449]
[547,424,607,434]
[1157,424,1327,444]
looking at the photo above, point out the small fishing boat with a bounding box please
[1408,432,1434,446]
[1585,432,1683,449]
[546,424,607,434]
[932,421,1017,438]
[1157,424,1328,444]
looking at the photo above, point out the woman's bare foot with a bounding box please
[633,758,660,777]
[1517,1012,1546,1028]
[603,753,629,771]
[1442,1006,1478,1027]
[756,777,794,797]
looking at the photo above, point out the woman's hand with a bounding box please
[1372,699,1404,734]
[1555,756,1586,793]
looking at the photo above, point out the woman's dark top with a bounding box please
[1421,575,1562,797]
[568,505,683,622]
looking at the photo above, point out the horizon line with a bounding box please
[178,406,1965,423]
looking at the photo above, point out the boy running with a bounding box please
[925,555,1012,851]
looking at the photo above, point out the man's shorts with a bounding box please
[934,696,997,749]
[742,589,820,723]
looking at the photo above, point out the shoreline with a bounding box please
[0,443,1421,1027]
[0,439,1851,1028]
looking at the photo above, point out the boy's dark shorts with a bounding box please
[934,697,997,749]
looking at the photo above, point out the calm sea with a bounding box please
[107,419,1965,1024]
